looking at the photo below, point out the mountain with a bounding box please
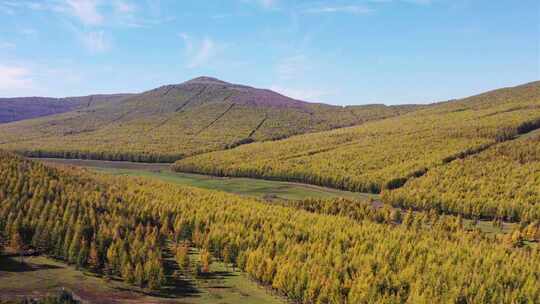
[0,94,132,124]
[173,81,540,220]
[0,77,421,162]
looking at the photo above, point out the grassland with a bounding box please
[0,78,418,162]
[174,81,540,220]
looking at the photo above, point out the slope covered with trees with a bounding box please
[384,131,540,222]
[0,152,538,303]
[174,81,540,219]
[0,77,418,162]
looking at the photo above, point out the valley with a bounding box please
[1,79,539,304]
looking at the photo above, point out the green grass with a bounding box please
[94,167,375,201]
[37,157,376,201]
[0,253,284,304]
[463,219,516,235]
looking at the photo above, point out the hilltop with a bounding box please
[0,77,419,162]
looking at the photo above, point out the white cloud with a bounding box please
[0,65,33,91]
[304,5,373,14]
[180,34,220,69]
[189,38,216,68]
[80,30,109,52]
[64,0,103,25]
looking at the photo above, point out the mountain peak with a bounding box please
[184,76,230,85]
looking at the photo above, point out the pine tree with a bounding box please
[88,241,100,271]
[145,258,165,291]
[10,232,24,263]
[134,262,145,288]
[122,261,135,284]
[200,248,211,274]
[175,243,190,273]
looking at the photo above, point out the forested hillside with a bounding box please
[0,94,132,124]
[174,81,540,220]
[0,152,538,303]
[384,131,540,222]
[0,77,418,162]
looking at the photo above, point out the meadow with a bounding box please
[37,157,374,201]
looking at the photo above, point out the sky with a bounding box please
[0,0,538,105]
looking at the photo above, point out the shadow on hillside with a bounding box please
[0,255,63,273]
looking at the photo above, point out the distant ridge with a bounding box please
[0,94,132,124]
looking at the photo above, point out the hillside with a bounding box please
[0,94,132,123]
[384,130,540,221]
[174,81,540,220]
[0,77,419,162]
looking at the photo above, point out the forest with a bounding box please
[1,152,539,303]
[384,132,540,222]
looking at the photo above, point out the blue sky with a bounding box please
[0,0,538,105]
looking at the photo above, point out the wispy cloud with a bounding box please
[20,28,37,35]
[64,0,104,26]
[241,0,277,9]
[402,0,432,5]
[0,42,16,49]
[114,0,135,14]
[80,30,110,52]
[0,65,33,91]
[258,0,276,9]
[276,55,310,80]
[179,33,193,53]
[304,5,373,14]
[180,34,220,69]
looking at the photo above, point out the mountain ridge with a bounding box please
[0,76,420,162]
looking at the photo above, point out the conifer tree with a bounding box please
[10,232,24,263]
